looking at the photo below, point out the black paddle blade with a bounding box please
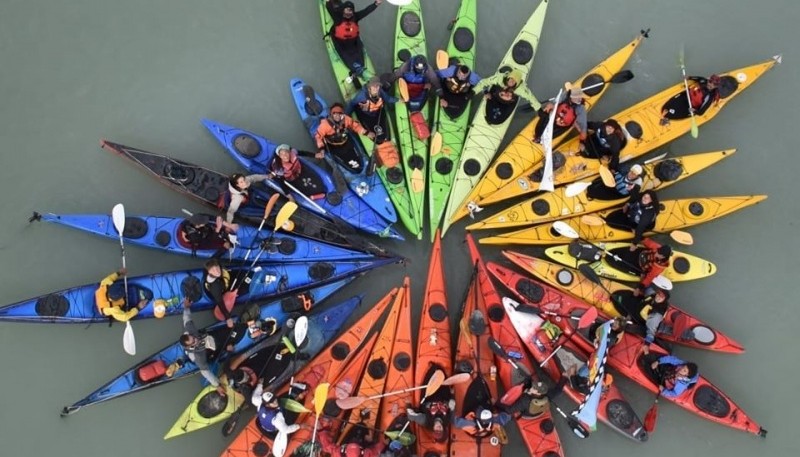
[302,85,324,116]
[487,337,507,358]
[610,70,634,84]
[222,411,242,437]
[578,264,603,285]
[469,310,487,335]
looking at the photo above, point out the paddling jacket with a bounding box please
[347,87,397,115]
[218,174,270,224]
[586,120,627,161]
[474,73,539,110]
[269,148,302,182]
[685,77,720,116]
[622,195,659,244]
[94,271,141,323]
[613,170,643,196]
[316,116,367,149]
[548,90,588,135]
[250,383,300,434]
[637,238,670,289]
[327,1,379,44]
[452,411,512,438]
[437,65,482,95]
[204,269,233,320]
[653,355,699,398]
[394,60,442,101]
[182,308,220,387]
[318,427,386,457]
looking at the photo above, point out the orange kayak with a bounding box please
[486,262,648,441]
[466,235,565,456]
[221,288,398,457]
[415,232,452,457]
[379,277,415,433]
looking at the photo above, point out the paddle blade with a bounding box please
[580,215,604,226]
[314,383,330,415]
[293,316,309,345]
[397,78,410,102]
[499,384,525,406]
[552,221,579,239]
[264,193,280,220]
[435,50,449,71]
[442,372,472,386]
[565,182,591,198]
[273,431,289,457]
[123,321,136,356]
[430,131,443,156]
[652,275,673,291]
[276,202,298,230]
[423,370,446,398]
[643,400,659,433]
[336,396,366,410]
[669,230,694,245]
[111,203,126,235]
[610,70,635,84]
[280,398,311,414]
[578,264,603,285]
[599,166,616,187]
[577,307,599,329]
[487,337,509,359]
[387,0,413,5]
[384,431,416,446]
[690,118,699,138]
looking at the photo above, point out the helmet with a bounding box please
[413,55,427,72]
[153,299,167,319]
[479,409,493,421]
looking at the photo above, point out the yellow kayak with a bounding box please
[480,194,767,245]
[449,30,648,225]
[467,149,734,231]
[485,55,781,206]
[544,241,717,282]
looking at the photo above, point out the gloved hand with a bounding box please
[389,440,403,452]
[448,399,456,411]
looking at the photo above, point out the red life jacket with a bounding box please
[273,152,302,181]
[688,85,705,109]
[555,102,577,127]
[334,20,360,40]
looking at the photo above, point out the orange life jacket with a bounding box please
[462,412,495,438]
[333,20,359,40]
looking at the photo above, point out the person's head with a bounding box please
[412,55,428,74]
[366,77,381,97]
[431,417,446,442]
[180,333,198,348]
[678,362,698,379]
[569,87,584,103]
[456,65,471,81]
[708,74,721,90]
[611,316,627,331]
[640,190,658,207]
[261,390,278,406]
[627,164,643,179]
[187,214,208,228]
[342,1,355,19]
[329,103,346,122]
[503,70,522,88]
[477,408,493,428]
[657,244,673,259]
[204,258,222,278]
[229,173,248,191]
[653,288,671,303]
[276,144,292,162]
[604,119,622,135]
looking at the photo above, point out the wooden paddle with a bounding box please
[111,204,136,356]
[429,131,443,157]
[435,50,449,71]
[397,78,410,103]
[336,371,469,409]
[599,165,616,187]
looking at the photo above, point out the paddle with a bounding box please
[336,371,470,409]
[522,70,635,112]
[539,87,563,192]
[643,392,660,433]
[564,182,593,198]
[283,179,328,217]
[272,430,289,457]
[387,0,413,5]
[536,306,598,367]
[309,382,329,453]
[435,50,449,71]
[599,165,616,187]
[236,194,279,262]
[397,78,410,103]
[111,204,136,356]
[487,337,531,378]
[679,45,699,138]
[429,131,443,157]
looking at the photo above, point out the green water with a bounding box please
[0,0,797,456]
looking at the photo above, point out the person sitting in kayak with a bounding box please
[660,74,722,125]
[180,298,227,396]
[317,422,387,457]
[499,377,567,418]
[346,76,397,143]
[217,172,271,228]
[394,55,441,113]
[405,365,454,443]
[251,388,301,436]
[603,190,660,244]
[565,317,625,394]
[576,119,627,172]
[179,214,235,258]
[315,103,374,173]
[645,354,699,398]
[474,69,538,126]
[587,163,644,200]
[94,268,149,323]
[238,303,279,341]
[268,143,322,201]
[436,64,482,118]
[326,0,383,79]
[452,406,512,439]
[202,259,238,328]
[631,288,671,354]
[630,239,674,296]
[533,87,587,144]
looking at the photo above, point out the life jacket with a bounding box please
[256,405,280,432]
[94,273,126,313]
[555,102,578,127]
[463,412,495,438]
[272,150,302,181]
[217,184,250,211]
[614,172,642,196]
[426,401,449,417]
[358,95,384,114]
[322,118,350,146]
[637,248,669,272]
[626,200,654,225]
[688,84,706,109]
[444,76,472,95]
[402,71,427,99]
[339,443,367,457]
[333,20,359,41]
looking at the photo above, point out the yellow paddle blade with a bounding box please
[276,202,298,229]
[264,193,280,220]
[599,165,616,187]
[314,383,330,416]
[430,132,443,157]
[580,215,604,226]
[436,50,449,70]
[411,169,424,193]
[670,230,694,245]
[397,78,410,103]
[423,370,446,397]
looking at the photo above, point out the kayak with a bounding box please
[339,278,406,440]
[0,257,397,323]
[441,0,550,236]
[319,0,376,102]
[100,140,390,256]
[60,280,350,416]
[466,235,565,456]
[393,0,430,239]
[34,212,374,263]
[487,262,649,442]
[480,194,768,245]
[202,119,403,240]
[487,55,782,205]
[379,277,414,432]
[468,149,735,231]
[427,0,477,240]
[164,294,359,439]
[222,286,398,457]
[415,231,451,457]
[544,241,717,283]
[538,291,766,436]
[456,29,648,221]
[289,78,397,224]
[501,251,744,353]
[451,258,502,457]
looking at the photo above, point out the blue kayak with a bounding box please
[202,119,403,240]
[33,212,373,262]
[0,257,397,323]
[60,280,351,415]
[289,78,397,224]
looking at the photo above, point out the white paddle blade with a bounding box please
[111,203,126,235]
[387,0,413,5]
[552,221,579,239]
[652,275,673,291]
[272,431,289,457]
[293,316,309,345]
[565,182,592,198]
[123,321,136,356]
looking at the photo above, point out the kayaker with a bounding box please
[317,423,387,457]
[180,299,227,396]
[586,163,644,200]
[660,74,722,125]
[645,354,699,398]
[474,69,538,125]
[436,64,482,118]
[346,76,397,143]
[603,190,660,244]
[405,365,454,443]
[94,268,149,323]
[239,303,279,341]
[576,119,627,171]
[315,103,374,173]
[268,143,314,200]
[533,87,587,144]
[631,239,674,295]
[250,388,301,436]
[394,55,442,113]
[217,172,271,228]
[202,259,236,328]
[634,288,671,354]
[452,406,511,439]
[179,213,234,258]
[499,377,567,418]
[564,318,625,394]
[325,0,383,79]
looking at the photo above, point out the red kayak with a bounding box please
[467,235,565,456]
[379,277,415,432]
[487,262,648,442]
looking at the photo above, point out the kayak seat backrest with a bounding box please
[453,27,474,53]
[233,134,262,159]
[400,11,421,38]
[122,217,148,239]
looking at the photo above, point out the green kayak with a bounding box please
[441,0,550,236]
[393,0,430,239]
[319,0,376,101]
[427,0,477,241]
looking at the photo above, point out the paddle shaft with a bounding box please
[679,46,699,137]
